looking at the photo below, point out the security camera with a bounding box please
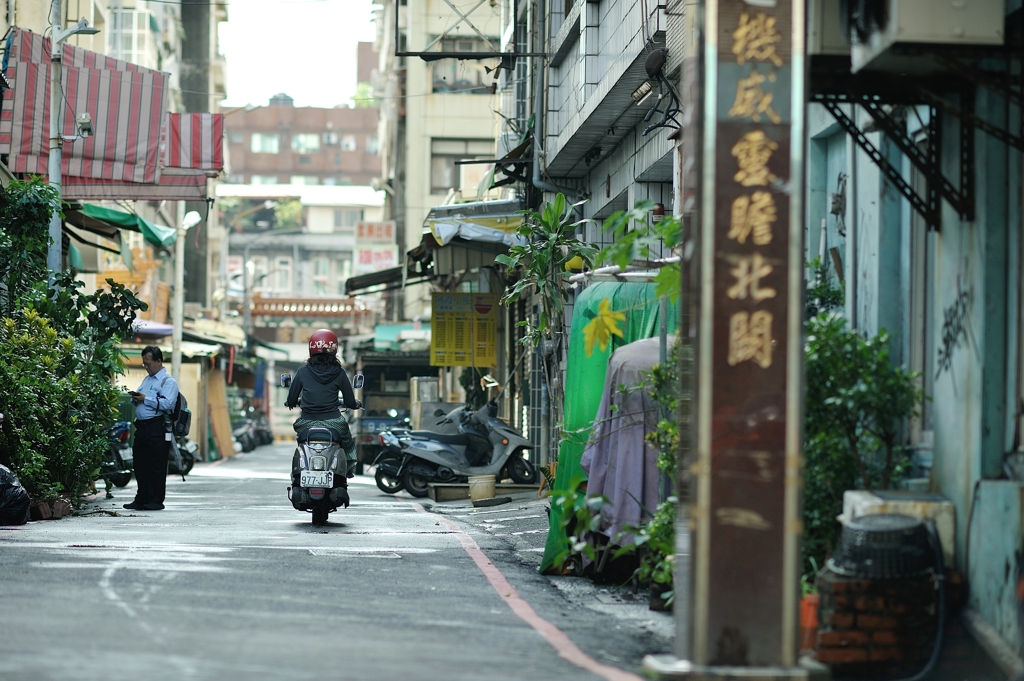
[77,112,93,138]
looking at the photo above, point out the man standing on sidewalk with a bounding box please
[124,346,178,511]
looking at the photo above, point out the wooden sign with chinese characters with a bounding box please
[692,0,805,668]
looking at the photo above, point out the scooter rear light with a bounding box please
[378,434,385,446]
[310,489,323,494]
[119,431,130,443]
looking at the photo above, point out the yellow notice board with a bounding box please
[431,293,498,367]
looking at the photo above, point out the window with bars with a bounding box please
[430,138,494,194]
[275,257,293,292]
[250,133,280,154]
[312,257,331,296]
[291,133,321,153]
[430,38,498,94]
[334,209,362,228]
[108,10,158,69]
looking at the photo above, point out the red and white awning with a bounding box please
[163,113,224,172]
[0,29,223,200]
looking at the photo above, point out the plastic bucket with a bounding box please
[468,475,496,501]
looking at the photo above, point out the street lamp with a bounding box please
[242,228,302,343]
[171,210,203,380]
[218,199,278,321]
[47,2,100,285]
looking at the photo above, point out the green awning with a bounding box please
[74,204,177,248]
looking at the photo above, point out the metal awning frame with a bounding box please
[810,47,1024,231]
[394,0,546,63]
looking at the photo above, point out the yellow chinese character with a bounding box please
[729,191,776,245]
[732,12,784,67]
[728,72,781,124]
[732,130,778,187]
[728,310,773,368]
[727,253,776,302]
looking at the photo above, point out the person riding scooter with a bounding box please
[284,329,361,478]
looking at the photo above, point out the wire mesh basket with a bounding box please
[827,513,933,579]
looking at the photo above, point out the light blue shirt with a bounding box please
[135,368,179,421]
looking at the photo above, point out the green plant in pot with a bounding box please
[803,312,922,573]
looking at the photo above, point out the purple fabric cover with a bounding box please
[580,337,667,547]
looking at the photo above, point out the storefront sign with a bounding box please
[430,293,498,367]
[354,245,399,275]
[356,221,395,243]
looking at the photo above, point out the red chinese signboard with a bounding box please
[356,221,395,243]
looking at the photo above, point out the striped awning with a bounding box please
[0,29,222,200]
[163,113,224,171]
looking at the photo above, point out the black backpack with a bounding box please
[159,375,192,437]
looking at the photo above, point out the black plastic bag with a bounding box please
[0,464,30,525]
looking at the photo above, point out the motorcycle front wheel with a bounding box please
[374,462,404,494]
[109,471,132,488]
[401,469,431,498]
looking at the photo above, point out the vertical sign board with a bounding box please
[355,222,399,275]
[694,0,804,667]
[430,292,498,367]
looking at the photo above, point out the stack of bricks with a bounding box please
[814,568,938,679]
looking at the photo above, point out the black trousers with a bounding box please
[132,417,169,505]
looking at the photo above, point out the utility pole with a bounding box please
[46,0,99,285]
[172,211,203,380]
[46,0,63,281]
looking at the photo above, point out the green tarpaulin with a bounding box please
[539,282,680,573]
[75,204,177,249]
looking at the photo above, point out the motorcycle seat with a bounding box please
[296,427,344,444]
[410,431,470,446]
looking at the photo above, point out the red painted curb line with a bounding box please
[408,501,643,681]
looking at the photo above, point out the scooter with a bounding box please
[372,400,538,497]
[168,436,197,475]
[281,372,364,526]
[101,421,134,488]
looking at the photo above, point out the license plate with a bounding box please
[300,471,333,488]
[118,447,133,462]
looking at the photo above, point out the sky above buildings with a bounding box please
[219,0,377,109]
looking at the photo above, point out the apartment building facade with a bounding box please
[374,0,502,320]
[224,92,380,188]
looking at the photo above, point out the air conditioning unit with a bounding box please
[809,0,849,56]
[852,0,1006,73]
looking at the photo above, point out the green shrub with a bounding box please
[803,313,922,572]
[0,179,145,503]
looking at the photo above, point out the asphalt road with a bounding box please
[0,442,672,681]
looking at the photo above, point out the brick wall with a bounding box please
[815,569,938,679]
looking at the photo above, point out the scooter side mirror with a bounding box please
[352,373,364,390]
[280,373,292,388]
[434,408,445,417]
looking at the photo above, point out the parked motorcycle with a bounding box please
[251,409,274,446]
[372,401,538,497]
[281,372,365,526]
[232,416,257,452]
[168,436,197,475]
[101,421,134,488]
